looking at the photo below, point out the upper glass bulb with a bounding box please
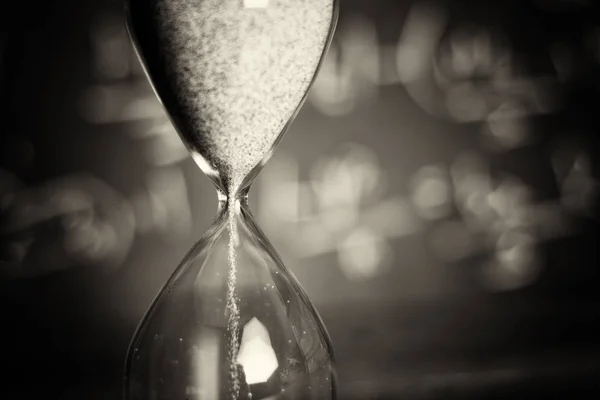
[127,0,337,195]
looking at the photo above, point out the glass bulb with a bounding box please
[125,196,336,399]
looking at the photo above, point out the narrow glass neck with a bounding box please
[217,186,250,213]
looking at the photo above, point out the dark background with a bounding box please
[2,0,600,398]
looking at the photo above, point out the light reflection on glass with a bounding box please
[237,318,279,385]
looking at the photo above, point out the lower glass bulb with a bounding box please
[124,199,336,400]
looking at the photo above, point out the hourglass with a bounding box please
[123,0,338,399]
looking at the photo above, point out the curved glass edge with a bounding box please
[122,204,228,399]
[124,2,228,194]
[238,200,337,366]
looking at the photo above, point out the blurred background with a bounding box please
[2,0,600,398]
